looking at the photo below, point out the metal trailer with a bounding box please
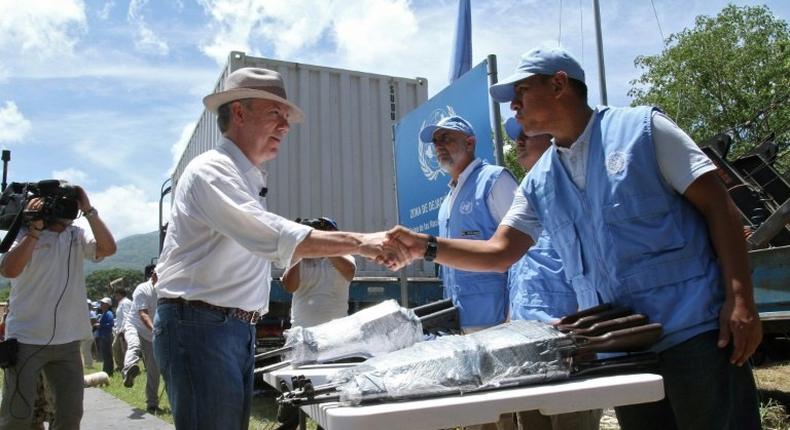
[701,134,790,361]
[170,52,443,349]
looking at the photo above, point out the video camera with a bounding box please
[295,217,339,232]
[0,180,80,252]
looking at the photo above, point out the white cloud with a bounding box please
[96,1,115,20]
[51,168,89,185]
[128,0,169,56]
[132,23,170,55]
[170,121,197,174]
[0,102,33,143]
[332,0,418,70]
[0,0,87,57]
[74,184,160,239]
[196,0,417,66]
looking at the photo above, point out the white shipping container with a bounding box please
[173,51,434,277]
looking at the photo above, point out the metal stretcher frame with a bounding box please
[263,365,664,430]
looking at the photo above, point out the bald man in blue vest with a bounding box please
[389,48,762,430]
[419,116,518,430]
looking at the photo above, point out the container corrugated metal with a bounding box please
[173,51,433,277]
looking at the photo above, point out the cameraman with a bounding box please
[282,218,356,328]
[0,187,116,430]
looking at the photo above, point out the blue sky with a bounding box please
[1,0,788,239]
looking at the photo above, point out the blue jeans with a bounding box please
[615,330,760,430]
[153,302,256,430]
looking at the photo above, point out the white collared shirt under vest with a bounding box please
[156,137,312,314]
[446,158,518,224]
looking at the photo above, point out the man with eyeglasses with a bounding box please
[418,115,518,430]
[154,67,397,429]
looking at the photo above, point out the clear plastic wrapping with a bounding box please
[284,299,424,366]
[332,320,571,405]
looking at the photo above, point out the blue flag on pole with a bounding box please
[449,0,472,82]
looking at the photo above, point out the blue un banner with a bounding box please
[393,60,495,235]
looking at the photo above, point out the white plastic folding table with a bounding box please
[263,364,664,430]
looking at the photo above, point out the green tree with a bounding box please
[629,4,790,174]
[85,268,145,300]
[499,124,526,182]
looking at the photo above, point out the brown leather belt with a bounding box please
[158,297,260,325]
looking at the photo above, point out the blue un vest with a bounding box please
[508,230,578,322]
[438,161,509,328]
[522,106,723,351]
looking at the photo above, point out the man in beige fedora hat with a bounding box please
[153,67,397,429]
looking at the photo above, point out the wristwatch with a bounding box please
[84,207,98,219]
[424,235,438,262]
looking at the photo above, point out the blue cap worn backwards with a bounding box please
[419,115,476,143]
[504,117,523,140]
[489,47,585,103]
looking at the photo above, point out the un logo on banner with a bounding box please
[418,106,457,181]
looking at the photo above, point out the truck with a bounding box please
[169,51,443,351]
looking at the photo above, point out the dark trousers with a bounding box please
[615,330,761,430]
[97,335,114,376]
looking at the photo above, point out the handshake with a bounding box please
[357,226,432,271]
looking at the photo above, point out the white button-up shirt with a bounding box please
[156,137,312,313]
[113,296,133,335]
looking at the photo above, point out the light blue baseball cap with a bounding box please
[489,47,585,103]
[419,115,476,143]
[504,117,523,140]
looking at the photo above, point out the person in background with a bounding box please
[95,297,115,376]
[122,265,162,415]
[504,117,601,430]
[81,300,96,368]
[278,217,355,430]
[283,217,356,328]
[112,288,132,373]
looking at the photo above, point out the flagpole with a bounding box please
[593,0,608,105]
[487,54,505,167]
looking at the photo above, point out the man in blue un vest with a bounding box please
[419,116,518,430]
[388,47,762,430]
[505,117,602,430]
[419,116,517,332]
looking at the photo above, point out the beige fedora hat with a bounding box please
[202,67,305,123]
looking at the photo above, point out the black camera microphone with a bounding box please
[259,187,268,198]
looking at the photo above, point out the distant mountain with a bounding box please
[85,231,159,275]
